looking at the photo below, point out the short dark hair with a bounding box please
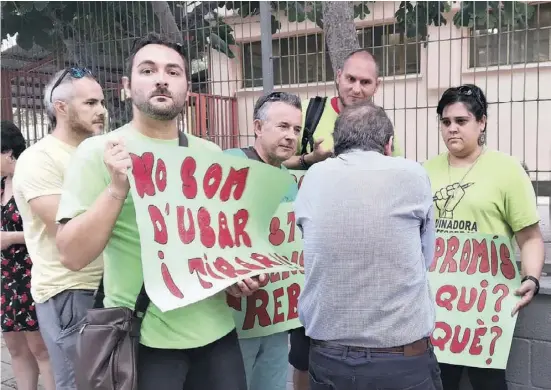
[1,120,26,159]
[436,84,488,126]
[253,91,302,121]
[342,48,380,78]
[333,101,394,156]
[125,32,188,79]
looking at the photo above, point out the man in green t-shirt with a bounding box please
[283,48,402,172]
[285,48,403,390]
[224,91,301,390]
[55,33,257,390]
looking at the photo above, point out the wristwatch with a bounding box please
[521,276,540,296]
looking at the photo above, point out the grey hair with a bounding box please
[43,70,93,128]
[253,91,302,121]
[333,101,394,156]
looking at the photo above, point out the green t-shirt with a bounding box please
[296,96,403,157]
[423,149,539,239]
[56,125,235,349]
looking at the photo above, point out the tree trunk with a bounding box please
[151,1,183,44]
[322,1,360,74]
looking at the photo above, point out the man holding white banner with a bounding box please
[224,91,302,390]
[55,33,270,390]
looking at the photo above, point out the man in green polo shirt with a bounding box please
[284,49,402,171]
[284,48,403,390]
[55,33,254,390]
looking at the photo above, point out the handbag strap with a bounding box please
[94,131,190,323]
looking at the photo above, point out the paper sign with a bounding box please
[290,170,306,191]
[428,232,521,369]
[229,202,304,338]
[126,139,301,312]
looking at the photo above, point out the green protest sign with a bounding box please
[290,170,306,190]
[126,139,301,312]
[428,232,521,369]
[229,201,304,338]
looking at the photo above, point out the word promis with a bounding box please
[430,235,516,280]
[431,320,504,365]
[269,211,297,246]
[149,204,251,249]
[130,152,250,201]
[228,283,301,330]
[435,280,510,318]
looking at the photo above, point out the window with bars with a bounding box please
[241,24,421,88]
[469,3,551,67]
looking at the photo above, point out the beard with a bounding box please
[68,111,101,137]
[133,98,183,121]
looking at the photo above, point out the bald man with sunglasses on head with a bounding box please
[13,68,106,390]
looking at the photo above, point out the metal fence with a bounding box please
[1,1,550,194]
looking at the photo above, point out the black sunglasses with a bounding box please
[49,67,93,102]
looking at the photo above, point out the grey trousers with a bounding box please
[35,289,95,390]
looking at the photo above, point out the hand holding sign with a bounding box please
[104,138,131,198]
[511,278,538,316]
[226,274,267,298]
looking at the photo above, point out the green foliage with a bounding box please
[0,1,539,63]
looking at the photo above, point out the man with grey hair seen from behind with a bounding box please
[293,101,443,390]
[13,68,105,390]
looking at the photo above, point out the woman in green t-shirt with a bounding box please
[424,85,545,390]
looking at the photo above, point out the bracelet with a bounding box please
[107,185,126,201]
[521,275,540,296]
[299,153,310,170]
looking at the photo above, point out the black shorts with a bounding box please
[288,327,311,371]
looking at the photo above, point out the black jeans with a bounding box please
[308,339,443,390]
[137,329,247,390]
[439,363,507,390]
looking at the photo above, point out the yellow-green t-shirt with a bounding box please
[13,135,103,303]
[296,96,403,157]
[56,125,235,349]
[423,149,539,239]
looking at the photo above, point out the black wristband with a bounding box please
[299,153,310,170]
[521,275,540,296]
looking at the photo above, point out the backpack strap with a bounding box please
[94,131,190,313]
[300,97,327,155]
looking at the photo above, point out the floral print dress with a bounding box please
[1,176,38,332]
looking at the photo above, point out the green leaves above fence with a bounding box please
[0,1,540,64]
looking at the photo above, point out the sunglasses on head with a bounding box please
[49,67,93,102]
[457,85,485,110]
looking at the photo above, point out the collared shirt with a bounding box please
[294,150,436,348]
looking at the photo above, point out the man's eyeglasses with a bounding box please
[49,67,93,102]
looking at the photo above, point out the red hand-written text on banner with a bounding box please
[428,233,521,369]
[126,141,299,312]
[230,202,305,338]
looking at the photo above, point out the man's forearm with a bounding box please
[57,187,125,271]
[520,237,545,280]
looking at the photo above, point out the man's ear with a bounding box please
[122,76,131,101]
[253,119,263,138]
[53,100,68,118]
[384,135,394,156]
